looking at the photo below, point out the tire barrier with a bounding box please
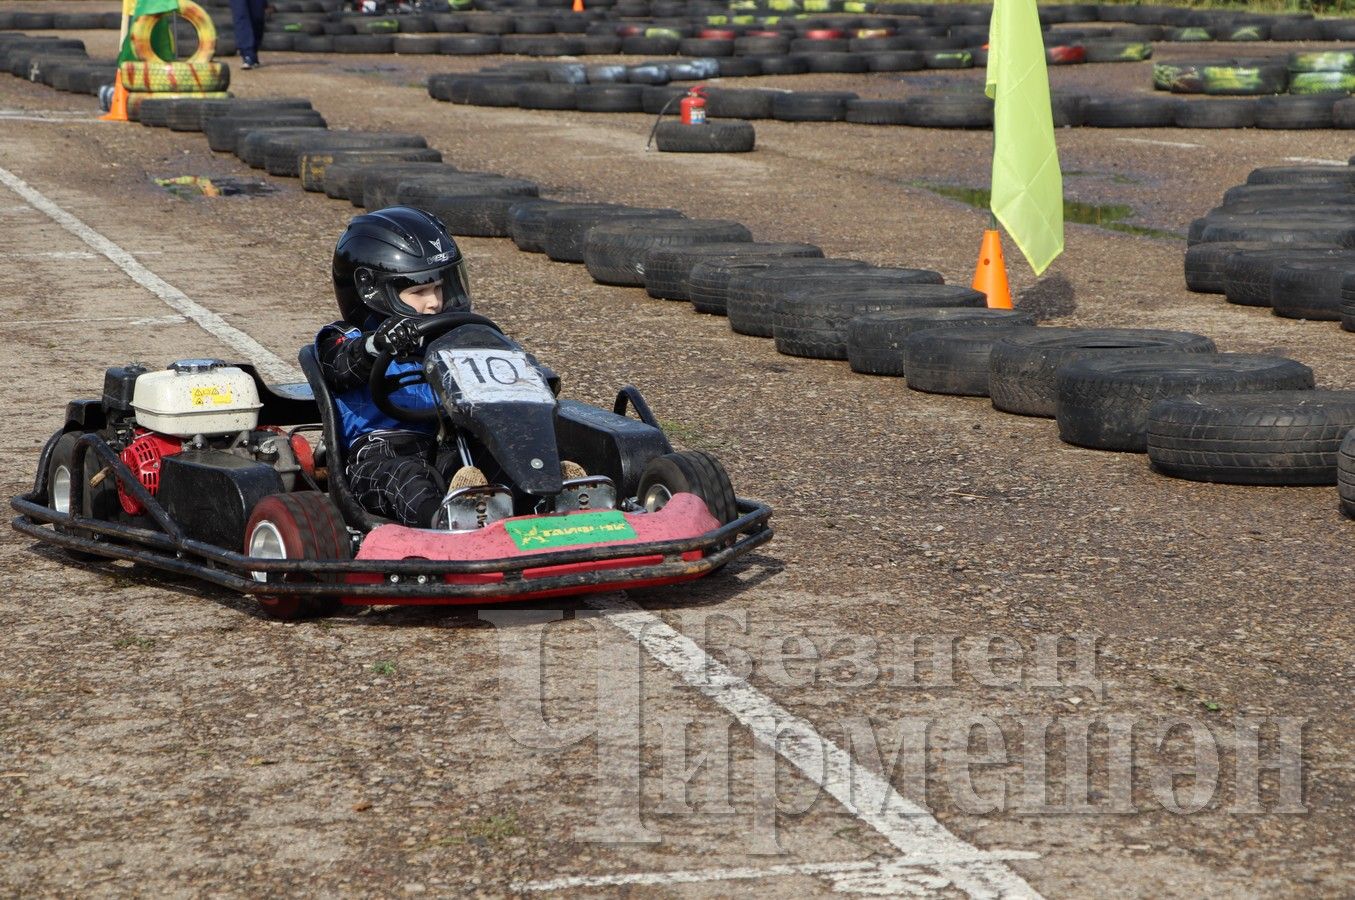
[4,65,1353,509]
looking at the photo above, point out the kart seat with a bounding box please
[298,344,391,532]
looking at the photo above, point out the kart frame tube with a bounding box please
[12,430,773,599]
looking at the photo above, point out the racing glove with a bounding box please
[367,316,424,360]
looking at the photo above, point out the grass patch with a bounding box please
[911,181,1181,240]
[420,813,521,851]
[1065,170,1140,186]
[660,419,726,451]
[114,635,156,651]
[370,660,397,676]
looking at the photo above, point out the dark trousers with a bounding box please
[347,431,458,528]
[228,0,266,60]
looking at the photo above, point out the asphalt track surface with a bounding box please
[0,27,1352,899]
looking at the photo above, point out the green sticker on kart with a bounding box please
[505,510,637,551]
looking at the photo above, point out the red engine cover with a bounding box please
[117,431,183,515]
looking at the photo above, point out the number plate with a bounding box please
[504,510,638,551]
[437,349,553,404]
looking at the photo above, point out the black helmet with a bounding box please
[332,206,471,325]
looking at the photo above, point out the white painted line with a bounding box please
[1283,156,1347,166]
[17,250,96,260]
[0,108,92,118]
[515,851,1041,893]
[0,164,297,381]
[1116,137,1201,149]
[0,314,188,328]
[585,593,1043,899]
[0,115,96,124]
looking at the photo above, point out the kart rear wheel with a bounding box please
[244,492,351,621]
[638,451,739,525]
[46,432,102,561]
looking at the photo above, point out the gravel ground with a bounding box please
[0,23,1352,899]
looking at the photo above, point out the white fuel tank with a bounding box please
[131,359,263,437]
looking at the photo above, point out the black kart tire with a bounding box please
[905,325,1043,396]
[204,113,325,153]
[1196,216,1355,248]
[637,450,738,526]
[584,219,753,287]
[1253,96,1338,130]
[689,257,868,316]
[774,284,985,360]
[508,199,574,253]
[411,193,529,238]
[299,146,441,193]
[728,266,943,338]
[1183,240,1276,293]
[1270,260,1355,321]
[654,120,755,153]
[903,93,993,129]
[988,328,1217,418]
[771,91,857,122]
[244,492,350,621]
[846,99,910,125]
[1247,165,1355,187]
[1339,430,1355,517]
[1148,391,1355,485]
[575,84,644,112]
[847,309,1036,377]
[1082,97,1180,128]
[643,242,822,301]
[1055,353,1315,453]
[46,432,108,560]
[541,206,684,263]
[1222,247,1355,308]
[1175,99,1256,129]
[704,88,776,120]
[1341,272,1355,332]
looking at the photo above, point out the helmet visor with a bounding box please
[387,260,471,314]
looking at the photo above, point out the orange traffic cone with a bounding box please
[572,0,584,11]
[99,72,129,122]
[971,228,1012,309]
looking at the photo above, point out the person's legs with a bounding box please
[248,0,266,57]
[227,0,259,65]
[347,433,448,527]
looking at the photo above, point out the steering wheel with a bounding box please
[368,311,502,422]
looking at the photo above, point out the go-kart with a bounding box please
[11,312,772,619]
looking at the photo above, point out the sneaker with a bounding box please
[241,57,260,70]
[448,465,488,490]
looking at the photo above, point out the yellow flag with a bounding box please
[986,0,1064,275]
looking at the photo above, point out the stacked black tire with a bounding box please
[1184,163,1355,327]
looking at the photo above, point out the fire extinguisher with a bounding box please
[645,84,707,149]
[679,85,707,125]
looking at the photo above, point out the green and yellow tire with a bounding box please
[131,0,216,64]
[1289,71,1355,95]
[121,59,229,92]
[1288,50,1355,74]
[1200,64,1288,96]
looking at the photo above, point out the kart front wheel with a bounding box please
[244,493,351,621]
[638,450,739,525]
[46,432,102,561]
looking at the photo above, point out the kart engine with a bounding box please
[100,362,313,514]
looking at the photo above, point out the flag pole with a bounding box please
[973,70,1012,309]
